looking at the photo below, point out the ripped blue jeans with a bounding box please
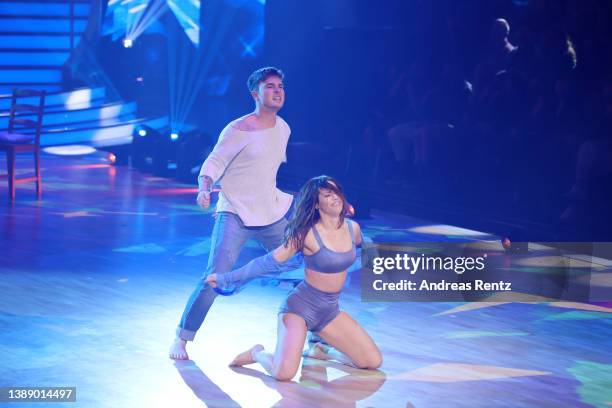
[176,211,302,341]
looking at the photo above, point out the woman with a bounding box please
[206,175,382,381]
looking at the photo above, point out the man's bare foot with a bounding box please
[169,338,189,360]
[303,342,332,361]
[229,344,264,367]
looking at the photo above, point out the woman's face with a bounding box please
[317,186,344,216]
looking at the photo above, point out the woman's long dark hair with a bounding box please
[283,175,347,250]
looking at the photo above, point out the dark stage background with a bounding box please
[4,0,612,241]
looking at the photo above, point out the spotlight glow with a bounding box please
[43,145,97,156]
[409,224,492,238]
[138,129,147,137]
[170,132,179,141]
[123,38,133,48]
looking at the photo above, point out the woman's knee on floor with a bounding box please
[353,349,383,369]
[272,360,300,381]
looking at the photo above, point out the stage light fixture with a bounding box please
[131,125,159,170]
[123,38,133,48]
[170,132,179,141]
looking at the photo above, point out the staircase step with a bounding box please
[0,101,137,128]
[0,47,71,52]
[0,18,87,33]
[0,31,83,36]
[0,68,62,83]
[0,0,90,3]
[42,114,138,132]
[0,84,61,93]
[0,2,89,17]
[0,65,64,69]
[0,51,70,65]
[0,34,81,49]
[0,14,88,20]
[40,116,169,147]
[0,86,106,109]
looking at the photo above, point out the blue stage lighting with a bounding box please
[123,38,133,48]
[138,128,147,137]
[170,132,179,141]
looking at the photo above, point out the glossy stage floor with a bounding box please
[1,152,611,408]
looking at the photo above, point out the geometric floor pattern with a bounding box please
[1,153,610,407]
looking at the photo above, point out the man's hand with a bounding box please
[205,273,218,288]
[197,190,211,209]
[197,175,214,209]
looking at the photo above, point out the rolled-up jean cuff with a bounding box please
[176,327,196,341]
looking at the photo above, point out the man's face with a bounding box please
[253,75,284,111]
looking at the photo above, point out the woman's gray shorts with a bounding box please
[278,281,341,332]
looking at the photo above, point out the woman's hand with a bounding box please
[206,273,218,288]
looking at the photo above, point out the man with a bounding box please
[169,67,300,360]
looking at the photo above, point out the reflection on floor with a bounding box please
[1,153,610,407]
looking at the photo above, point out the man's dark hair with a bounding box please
[247,67,284,93]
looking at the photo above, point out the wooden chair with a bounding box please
[0,89,46,199]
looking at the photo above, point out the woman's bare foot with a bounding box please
[169,338,189,360]
[229,344,264,367]
[303,342,332,361]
